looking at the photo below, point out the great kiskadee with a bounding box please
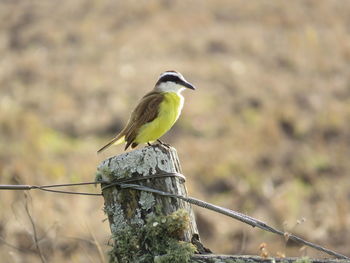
[97,71,195,153]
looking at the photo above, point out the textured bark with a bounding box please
[98,144,199,262]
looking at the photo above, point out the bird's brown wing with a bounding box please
[97,91,163,153]
[123,91,164,150]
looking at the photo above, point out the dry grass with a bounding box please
[1,0,350,261]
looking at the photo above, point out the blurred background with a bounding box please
[1,0,350,262]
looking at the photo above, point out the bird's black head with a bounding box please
[155,71,196,91]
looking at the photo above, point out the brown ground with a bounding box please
[0,0,349,262]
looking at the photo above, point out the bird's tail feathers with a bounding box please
[97,135,125,154]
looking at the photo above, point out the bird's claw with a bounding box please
[157,139,171,148]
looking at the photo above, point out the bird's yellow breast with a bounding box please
[135,92,184,143]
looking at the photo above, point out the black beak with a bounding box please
[182,80,196,90]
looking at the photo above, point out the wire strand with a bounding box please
[114,183,349,260]
[1,172,349,260]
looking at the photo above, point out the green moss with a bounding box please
[142,209,196,263]
[229,259,248,263]
[294,257,311,263]
[152,240,196,263]
[109,225,140,263]
[107,209,196,263]
[95,167,113,182]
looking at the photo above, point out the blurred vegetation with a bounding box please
[1,0,350,262]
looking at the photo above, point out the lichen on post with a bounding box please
[97,145,199,263]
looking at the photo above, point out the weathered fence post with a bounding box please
[97,144,199,262]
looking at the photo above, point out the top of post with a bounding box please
[97,144,182,182]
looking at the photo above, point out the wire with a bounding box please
[117,183,349,260]
[0,173,185,195]
[0,182,104,196]
[1,172,349,260]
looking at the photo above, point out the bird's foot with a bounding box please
[147,142,152,146]
[157,139,171,148]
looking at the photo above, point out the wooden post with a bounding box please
[97,145,349,263]
[97,145,199,263]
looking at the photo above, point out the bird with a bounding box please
[97,70,196,153]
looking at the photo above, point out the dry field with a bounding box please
[1,0,350,262]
